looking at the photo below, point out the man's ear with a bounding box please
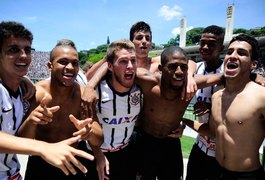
[158,64,162,71]
[251,60,258,70]
[107,62,113,72]
[47,61,52,70]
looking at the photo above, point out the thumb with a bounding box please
[40,95,50,108]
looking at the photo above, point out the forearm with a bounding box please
[86,121,104,147]
[17,119,37,138]
[0,131,46,156]
[183,118,212,137]
[195,73,223,89]
[87,62,108,89]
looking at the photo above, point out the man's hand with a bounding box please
[27,96,60,125]
[70,114,94,140]
[39,136,94,175]
[93,148,110,180]
[193,101,211,116]
[81,86,98,118]
[168,122,186,138]
[181,73,197,101]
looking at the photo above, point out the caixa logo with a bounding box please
[102,115,138,124]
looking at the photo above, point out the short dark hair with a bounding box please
[160,46,187,67]
[0,21,33,52]
[50,39,77,61]
[229,34,260,61]
[202,25,225,44]
[129,21,152,41]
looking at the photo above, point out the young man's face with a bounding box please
[0,36,32,78]
[199,33,223,62]
[224,40,255,79]
[108,48,137,92]
[48,46,79,87]
[161,52,188,90]
[132,31,152,58]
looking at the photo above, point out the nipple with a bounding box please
[237,121,243,125]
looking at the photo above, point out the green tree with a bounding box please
[186,27,204,45]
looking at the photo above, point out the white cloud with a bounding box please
[171,26,194,36]
[23,16,37,22]
[159,5,182,21]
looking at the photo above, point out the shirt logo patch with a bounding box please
[130,93,141,106]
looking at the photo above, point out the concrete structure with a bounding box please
[179,17,187,48]
[224,4,235,42]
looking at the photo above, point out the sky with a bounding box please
[1,0,265,52]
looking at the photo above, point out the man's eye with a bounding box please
[180,64,188,70]
[8,47,20,53]
[58,60,68,65]
[72,61,79,66]
[135,36,143,40]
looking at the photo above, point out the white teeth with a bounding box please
[16,63,26,66]
[64,73,74,76]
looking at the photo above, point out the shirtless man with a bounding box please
[135,46,223,180]
[0,21,95,179]
[185,34,265,179]
[18,40,103,179]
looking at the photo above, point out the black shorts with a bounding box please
[24,155,87,180]
[219,167,265,180]
[186,143,222,180]
[78,141,137,180]
[136,131,183,180]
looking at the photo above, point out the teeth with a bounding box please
[16,63,26,66]
[64,73,73,76]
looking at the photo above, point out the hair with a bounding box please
[160,46,188,66]
[129,21,152,41]
[202,25,225,44]
[50,39,77,61]
[55,39,77,50]
[106,39,135,64]
[0,21,33,52]
[229,34,260,61]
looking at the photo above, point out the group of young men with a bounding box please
[0,20,265,180]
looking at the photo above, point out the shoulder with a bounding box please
[151,56,160,64]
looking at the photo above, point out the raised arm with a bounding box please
[195,73,224,89]
[85,56,107,81]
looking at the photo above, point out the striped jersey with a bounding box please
[195,61,224,157]
[0,83,27,179]
[96,79,142,152]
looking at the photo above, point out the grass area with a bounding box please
[180,135,195,159]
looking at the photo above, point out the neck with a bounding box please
[225,75,251,93]
[160,80,182,100]
[136,55,150,68]
[205,58,222,72]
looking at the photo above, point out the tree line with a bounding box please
[79,26,265,67]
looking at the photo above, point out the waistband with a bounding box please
[196,135,216,157]
[101,143,129,153]
[8,172,21,180]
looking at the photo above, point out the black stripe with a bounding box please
[113,92,116,116]
[12,104,16,130]
[98,84,102,113]
[0,115,2,131]
[122,127,128,144]
[4,154,11,176]
[110,128,115,148]
[127,94,130,114]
